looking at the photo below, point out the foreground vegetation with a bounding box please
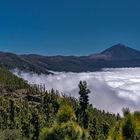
[108,108,140,140]
[0,66,139,139]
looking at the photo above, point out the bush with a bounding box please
[39,105,90,140]
[56,105,76,123]
[39,122,89,140]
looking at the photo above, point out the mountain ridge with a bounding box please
[0,44,140,73]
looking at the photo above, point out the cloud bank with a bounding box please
[13,68,140,114]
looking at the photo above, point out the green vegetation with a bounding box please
[78,81,90,129]
[108,108,140,140]
[39,105,90,140]
[0,66,139,140]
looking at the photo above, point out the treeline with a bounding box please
[0,66,29,92]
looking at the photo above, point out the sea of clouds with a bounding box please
[13,68,140,115]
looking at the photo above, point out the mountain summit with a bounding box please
[101,44,140,60]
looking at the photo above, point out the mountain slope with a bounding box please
[0,52,50,74]
[0,44,140,73]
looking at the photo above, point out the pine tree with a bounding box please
[122,116,135,140]
[9,99,15,128]
[78,81,90,129]
[89,117,100,140]
[31,110,40,140]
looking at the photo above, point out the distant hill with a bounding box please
[0,52,50,74]
[0,44,140,73]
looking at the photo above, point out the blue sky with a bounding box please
[0,0,140,55]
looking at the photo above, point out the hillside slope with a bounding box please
[0,67,117,140]
[0,52,50,74]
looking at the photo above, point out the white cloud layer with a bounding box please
[13,68,140,114]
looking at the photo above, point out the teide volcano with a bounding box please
[101,44,140,60]
[0,44,140,73]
